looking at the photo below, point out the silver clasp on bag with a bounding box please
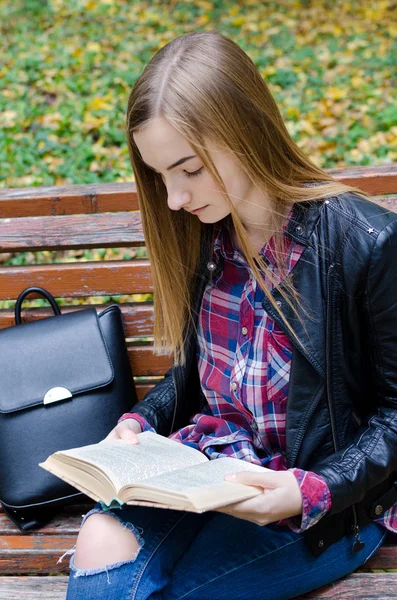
[43,387,72,405]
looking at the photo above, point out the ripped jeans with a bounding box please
[64,501,387,600]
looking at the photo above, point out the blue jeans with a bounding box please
[65,501,387,600]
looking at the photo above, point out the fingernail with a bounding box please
[225,473,236,481]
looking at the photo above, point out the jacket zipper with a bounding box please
[352,410,361,427]
[169,367,178,436]
[351,504,364,553]
[326,265,338,451]
[326,264,364,554]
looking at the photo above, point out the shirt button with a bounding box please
[231,381,237,391]
[249,272,254,280]
[242,326,248,336]
[374,504,384,516]
[252,422,258,430]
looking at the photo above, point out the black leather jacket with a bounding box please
[131,191,397,556]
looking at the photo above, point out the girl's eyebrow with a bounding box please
[166,155,196,170]
[145,155,196,172]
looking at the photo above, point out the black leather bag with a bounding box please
[0,287,138,531]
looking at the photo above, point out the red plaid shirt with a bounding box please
[121,206,397,534]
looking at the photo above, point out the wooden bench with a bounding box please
[0,164,397,598]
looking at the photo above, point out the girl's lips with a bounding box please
[191,205,208,214]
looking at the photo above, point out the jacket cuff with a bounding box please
[283,468,332,533]
[117,412,156,433]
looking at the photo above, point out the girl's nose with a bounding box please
[167,190,191,211]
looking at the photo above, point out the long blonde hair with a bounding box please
[126,30,373,366]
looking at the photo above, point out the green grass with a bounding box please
[0,0,396,189]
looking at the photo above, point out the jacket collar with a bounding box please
[284,200,324,247]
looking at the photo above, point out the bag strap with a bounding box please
[14,287,61,325]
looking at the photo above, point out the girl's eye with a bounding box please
[185,167,203,178]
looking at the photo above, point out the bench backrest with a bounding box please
[0,164,396,400]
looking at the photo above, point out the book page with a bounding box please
[57,431,208,489]
[134,456,266,495]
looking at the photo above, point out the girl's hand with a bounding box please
[215,470,303,526]
[103,418,142,444]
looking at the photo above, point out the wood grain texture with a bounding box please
[364,544,397,570]
[0,182,138,217]
[127,345,172,376]
[0,302,155,338]
[0,503,395,584]
[136,381,158,401]
[0,514,83,536]
[1,573,397,599]
[0,535,77,574]
[0,577,70,599]
[0,212,144,252]
[300,573,397,598]
[0,166,396,218]
[372,195,397,211]
[0,196,396,254]
[327,164,397,195]
[0,260,152,300]
[0,505,93,575]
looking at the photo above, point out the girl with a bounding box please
[65,31,397,600]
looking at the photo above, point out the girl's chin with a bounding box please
[197,208,231,223]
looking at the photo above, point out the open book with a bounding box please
[39,431,266,512]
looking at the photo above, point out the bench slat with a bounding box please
[0,576,69,599]
[0,260,152,300]
[135,381,159,401]
[0,510,394,569]
[0,501,395,583]
[0,182,138,217]
[0,166,396,218]
[300,572,397,598]
[327,164,397,195]
[0,303,155,338]
[0,535,76,574]
[1,198,396,254]
[1,573,397,599]
[0,515,83,536]
[0,212,144,252]
[127,345,172,376]
[364,544,397,570]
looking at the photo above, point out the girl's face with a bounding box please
[132,117,256,224]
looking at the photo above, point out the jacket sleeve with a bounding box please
[121,366,177,437]
[117,412,156,433]
[314,219,397,515]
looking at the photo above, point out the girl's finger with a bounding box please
[225,471,278,488]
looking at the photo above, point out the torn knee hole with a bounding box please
[73,549,140,571]
[70,552,141,583]
[65,512,144,573]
